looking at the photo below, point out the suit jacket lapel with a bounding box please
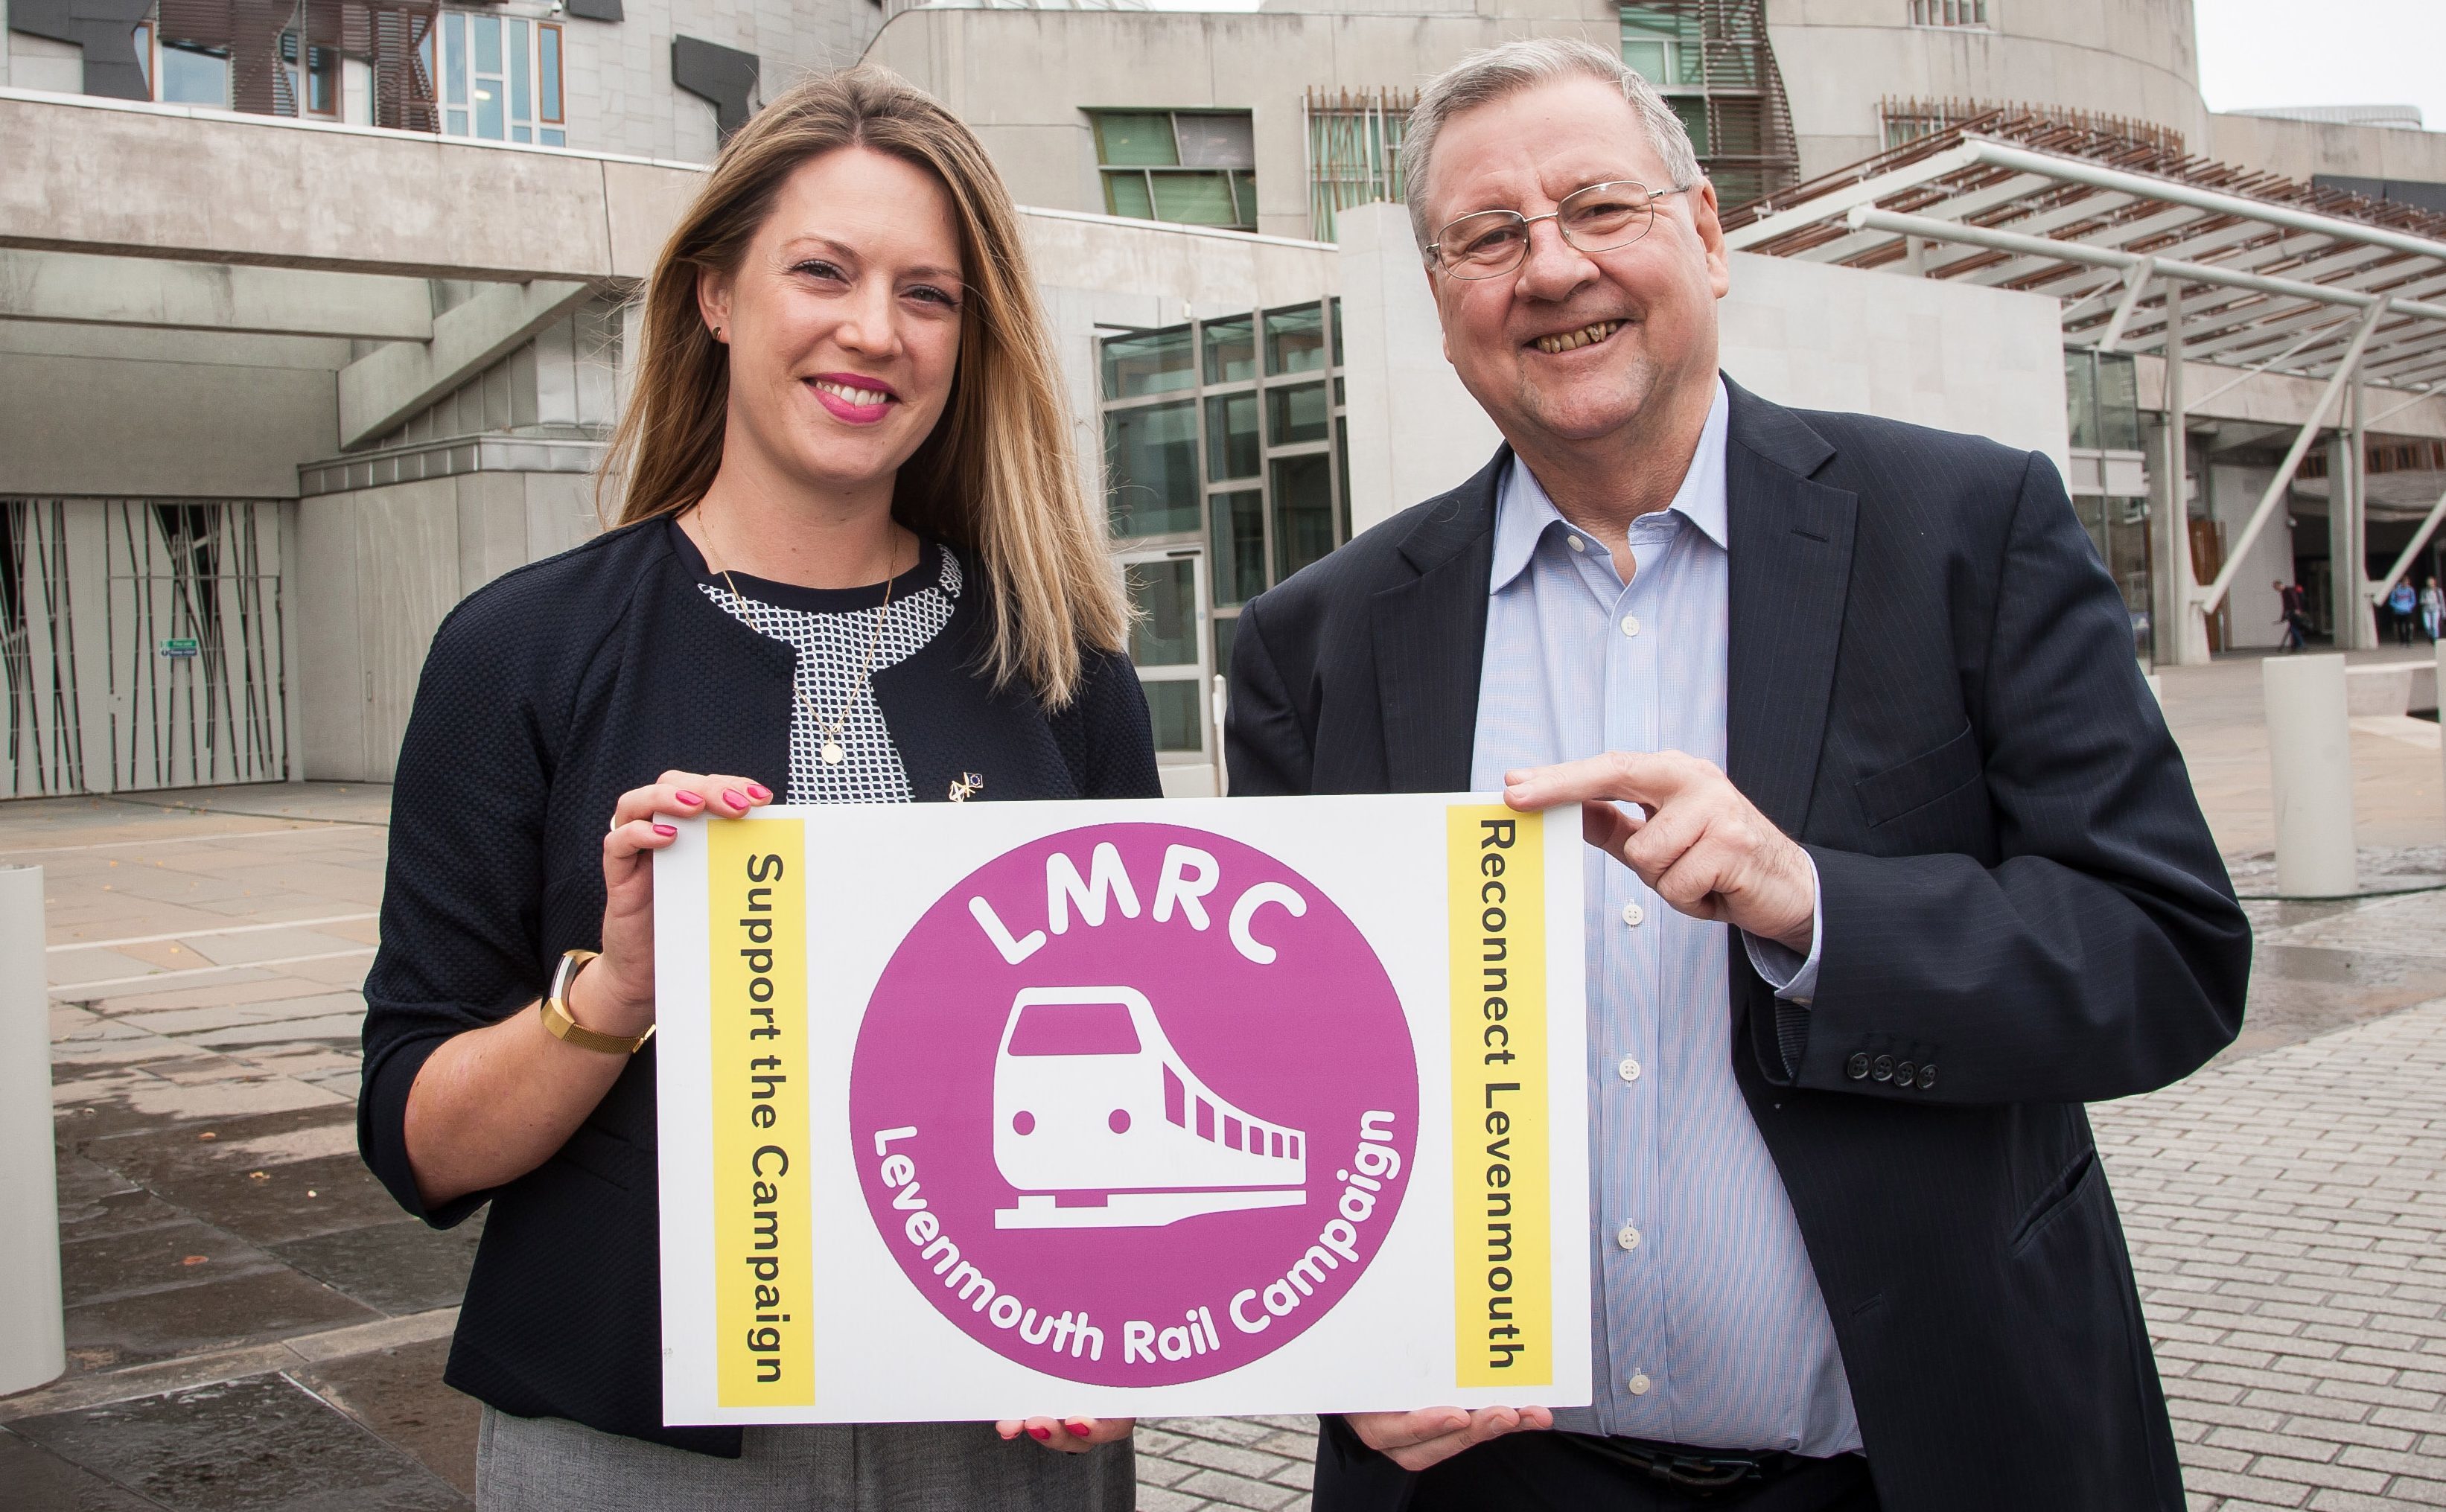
[1373,449,1506,793]
[1723,380,1857,836]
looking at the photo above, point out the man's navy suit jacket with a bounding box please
[1225,378,2250,1512]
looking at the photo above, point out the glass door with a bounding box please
[1121,548,1214,794]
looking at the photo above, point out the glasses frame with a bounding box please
[1428,180,1695,281]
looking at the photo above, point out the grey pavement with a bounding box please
[5,649,2446,1511]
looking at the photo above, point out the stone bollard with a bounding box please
[2264,654,2358,899]
[0,864,64,1397]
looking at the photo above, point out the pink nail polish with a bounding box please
[1028,1426,1052,1441]
[653,823,678,837]
[675,791,704,806]
[747,783,772,801]
[1063,1420,1091,1437]
[723,789,749,809]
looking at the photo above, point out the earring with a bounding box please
[713,326,724,342]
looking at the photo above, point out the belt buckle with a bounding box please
[1652,1452,1762,1493]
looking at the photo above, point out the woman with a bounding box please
[2422,577,2442,643]
[357,68,1153,1509]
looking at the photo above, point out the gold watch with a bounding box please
[539,948,655,1055]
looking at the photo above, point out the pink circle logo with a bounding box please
[849,823,1418,1385]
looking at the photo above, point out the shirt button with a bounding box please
[1620,614,1640,637]
[1617,1056,1641,1083]
[1628,1373,1652,1395]
[1616,1225,1641,1251]
[1620,902,1645,927]
[1567,535,1587,552]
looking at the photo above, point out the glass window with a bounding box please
[1267,383,1329,447]
[1212,616,1237,683]
[1206,393,1260,479]
[1143,680,1203,753]
[160,45,230,106]
[509,19,530,141]
[1211,490,1264,607]
[1330,297,1344,366]
[1094,110,1258,231]
[1151,172,1239,226]
[538,23,563,122]
[1176,112,1255,168]
[2097,353,2141,451]
[1203,317,1256,383]
[1126,559,1200,666]
[1106,402,1202,537]
[1095,112,1179,166]
[1271,453,1335,581]
[1265,304,1328,376]
[1102,328,1195,400]
[1672,98,1710,156]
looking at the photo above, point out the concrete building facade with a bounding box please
[6,0,2445,800]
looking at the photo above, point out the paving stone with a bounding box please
[293,1337,479,1497]
[1171,1466,1306,1511]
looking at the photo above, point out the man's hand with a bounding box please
[1347,1406,1554,1472]
[1505,752,1815,953]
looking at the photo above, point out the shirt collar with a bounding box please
[1488,376,1731,593]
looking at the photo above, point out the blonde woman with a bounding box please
[356,68,1150,1510]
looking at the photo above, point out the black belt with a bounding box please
[1561,1432,1809,1496]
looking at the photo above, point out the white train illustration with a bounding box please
[993,986,1307,1229]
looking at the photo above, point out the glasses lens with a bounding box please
[1559,182,1655,252]
[1439,211,1529,277]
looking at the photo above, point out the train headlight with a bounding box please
[1012,1111,1036,1135]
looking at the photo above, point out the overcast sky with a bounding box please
[2195,0,2446,130]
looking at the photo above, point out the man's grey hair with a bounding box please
[1402,37,1705,258]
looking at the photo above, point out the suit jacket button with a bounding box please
[1872,1055,1895,1082]
[1846,1052,1870,1080]
[1894,1061,1917,1088]
[1918,1063,1937,1091]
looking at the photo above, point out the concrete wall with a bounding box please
[558,0,877,164]
[298,469,596,781]
[0,328,340,497]
[865,4,1621,240]
[2206,461,2289,651]
[1337,202,2070,534]
[1765,0,2208,181]
[2206,112,2446,194]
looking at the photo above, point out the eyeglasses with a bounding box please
[1428,180,1695,280]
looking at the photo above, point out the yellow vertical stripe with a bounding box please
[1447,805,1552,1388]
[709,819,814,1407]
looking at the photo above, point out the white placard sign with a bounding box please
[653,793,1590,1423]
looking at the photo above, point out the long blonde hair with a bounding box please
[600,66,1127,706]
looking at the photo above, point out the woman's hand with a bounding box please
[578,771,774,1039]
[995,1417,1134,1454]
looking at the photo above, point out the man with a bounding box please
[1226,39,2247,1512]
[2277,579,2308,651]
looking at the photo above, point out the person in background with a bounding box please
[2421,577,2442,643]
[356,67,1152,1512]
[2390,576,2418,645]
[1229,38,2248,1512]
[2278,579,2309,652]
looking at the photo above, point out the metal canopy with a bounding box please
[1723,113,2446,394]
[1723,112,2446,624]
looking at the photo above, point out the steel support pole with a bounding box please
[2350,375,2374,649]
[2197,303,2387,615]
[2369,481,2446,611]
[2264,656,2360,898]
[0,864,63,1397]
[2159,281,2212,664]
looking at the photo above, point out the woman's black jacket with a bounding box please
[355,518,1160,1455]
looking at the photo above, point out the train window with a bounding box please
[1165,1065,1186,1125]
[1006,999,1141,1056]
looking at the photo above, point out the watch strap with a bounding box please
[541,948,655,1055]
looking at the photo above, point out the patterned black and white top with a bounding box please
[675,523,961,804]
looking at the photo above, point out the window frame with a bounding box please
[1097,300,1348,768]
[1907,0,1992,28]
[1089,108,1260,232]
[437,9,567,146]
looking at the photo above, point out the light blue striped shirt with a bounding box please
[1469,380,1861,1454]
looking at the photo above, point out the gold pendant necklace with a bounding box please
[703,511,902,773]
